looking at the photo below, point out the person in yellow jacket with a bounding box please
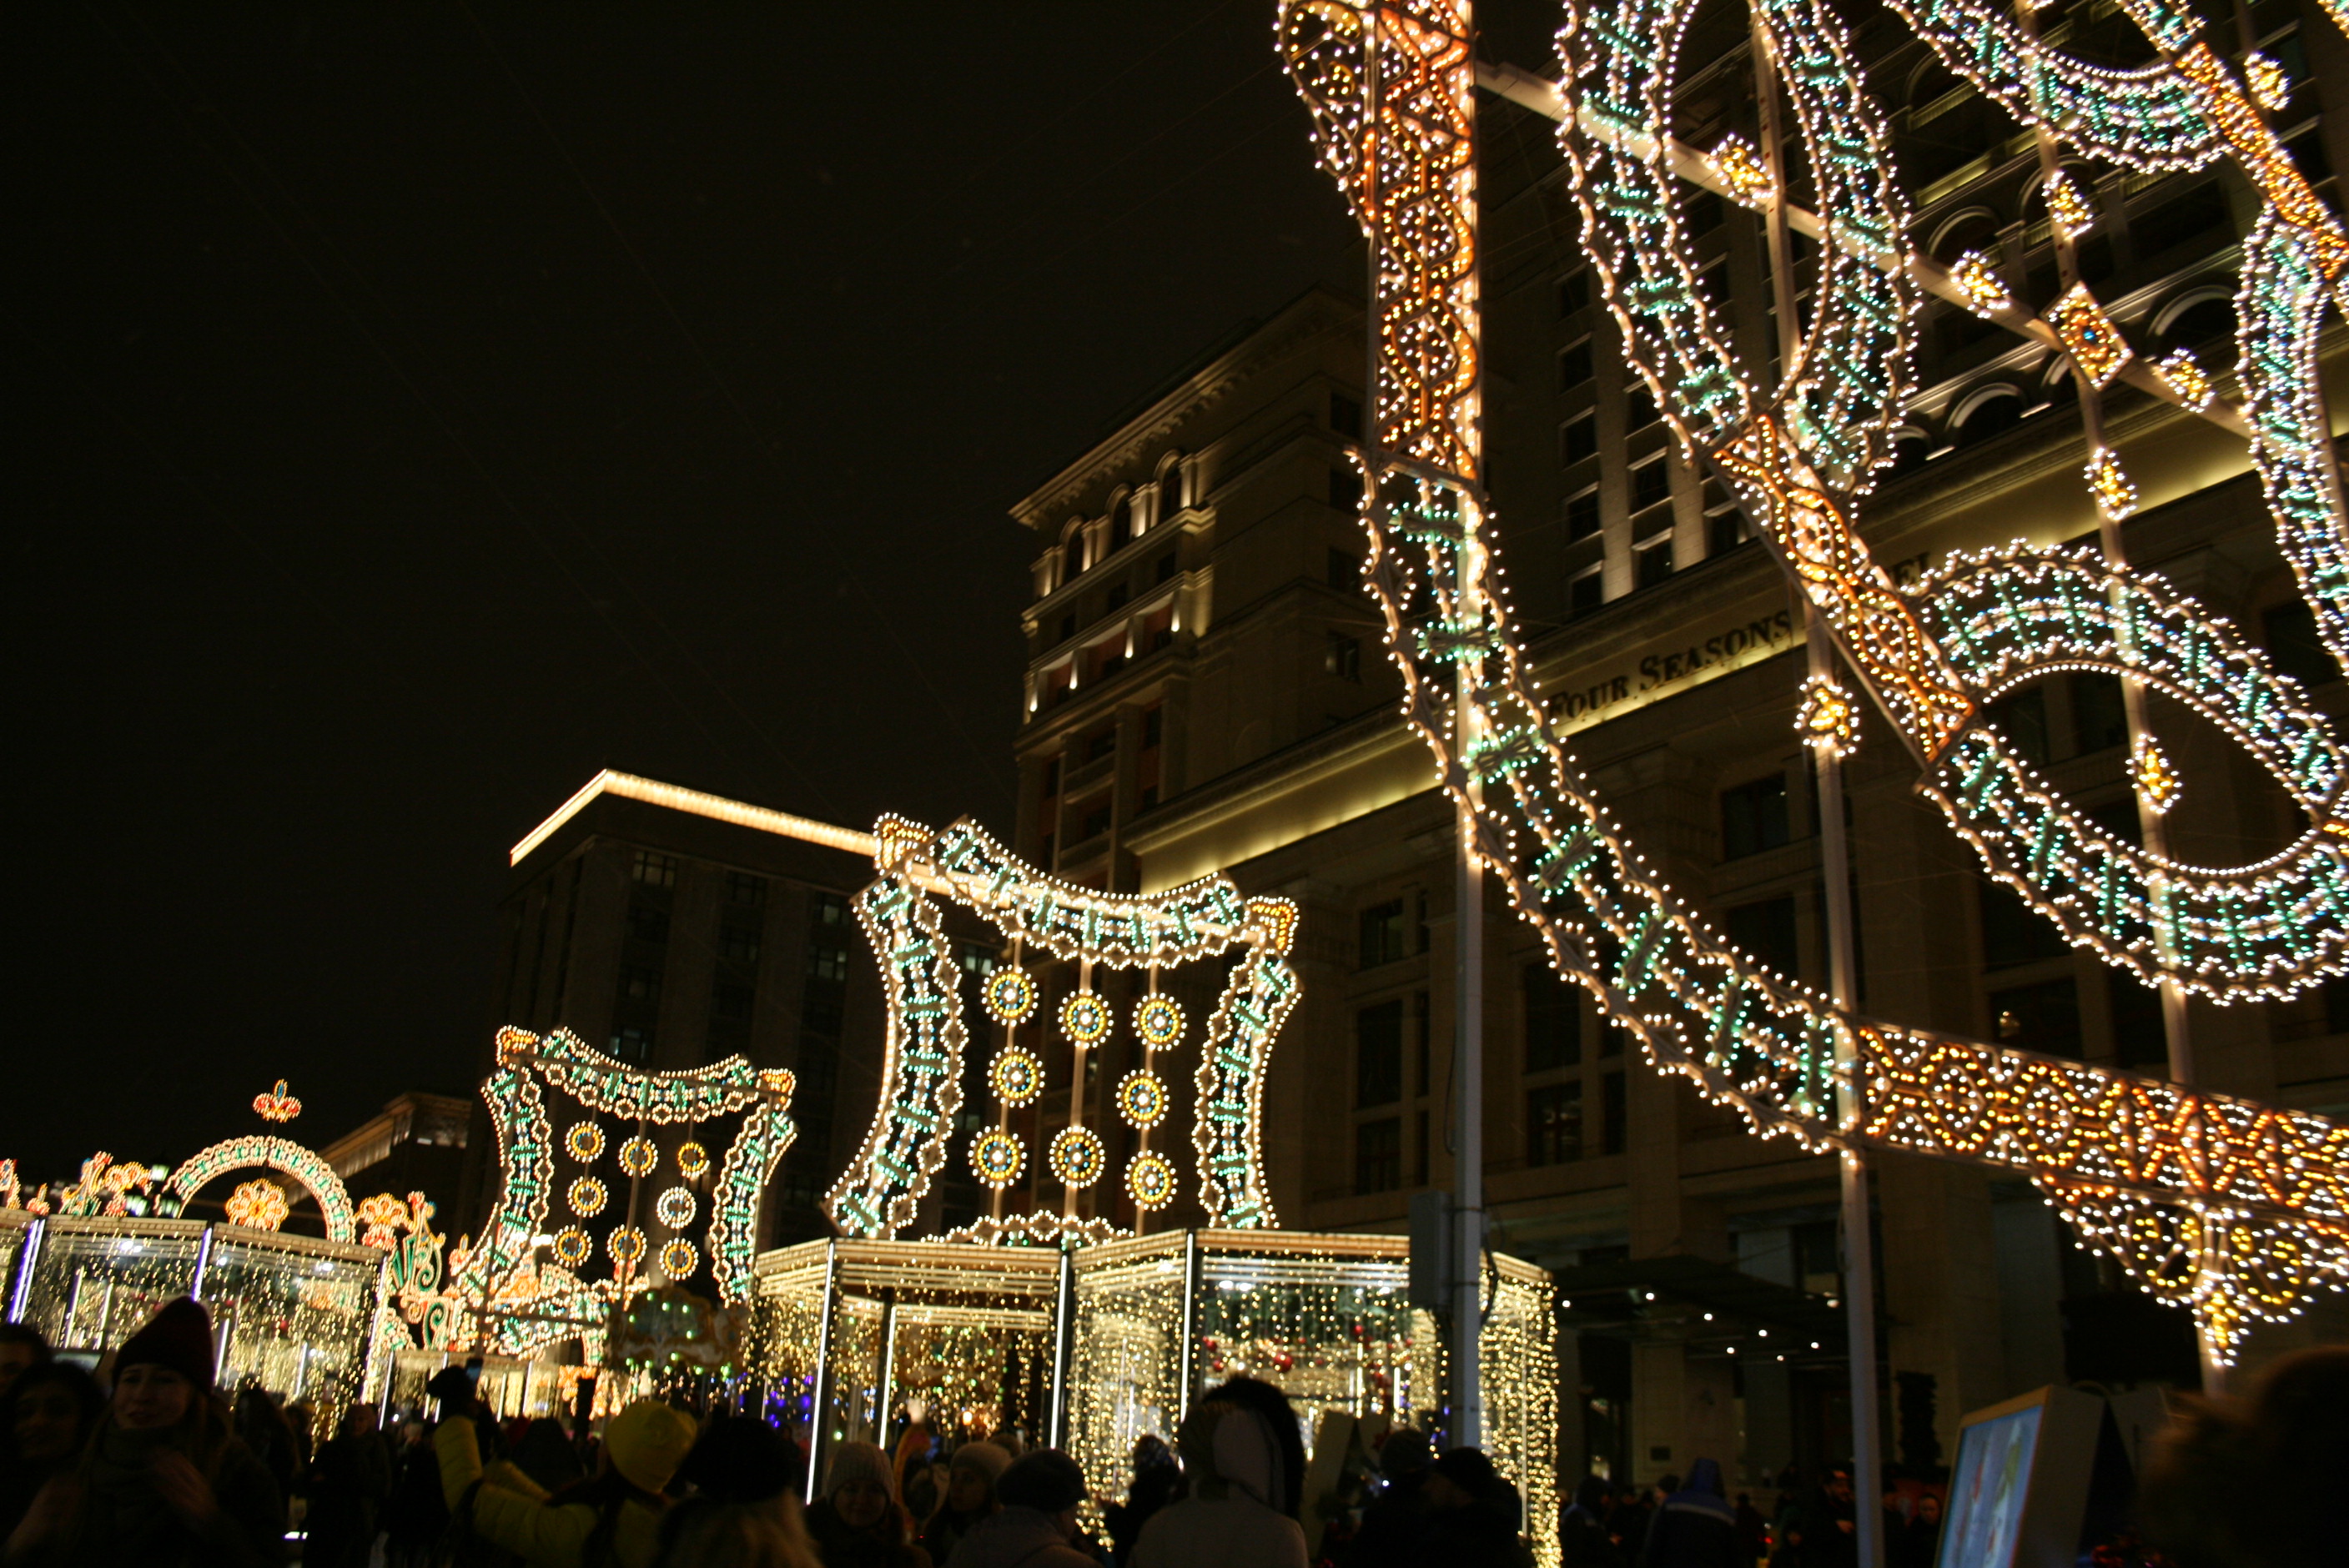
[435,1391,697,1568]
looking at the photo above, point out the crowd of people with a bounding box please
[0,1300,2340,1567]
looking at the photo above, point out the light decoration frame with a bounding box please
[617,1136,659,1178]
[168,1136,356,1244]
[825,816,1300,1244]
[253,1079,302,1123]
[566,1123,606,1163]
[990,1048,1044,1106]
[567,1176,609,1218]
[425,1027,796,1361]
[224,1179,290,1232]
[1049,1126,1108,1188]
[1276,0,2349,1359]
[655,1186,698,1230]
[2045,284,2131,388]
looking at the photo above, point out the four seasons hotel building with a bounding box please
[1006,0,2349,1485]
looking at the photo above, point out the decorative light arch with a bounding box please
[168,1136,357,1244]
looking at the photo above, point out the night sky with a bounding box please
[10,3,1368,1179]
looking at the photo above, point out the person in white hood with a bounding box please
[1128,1398,1308,1568]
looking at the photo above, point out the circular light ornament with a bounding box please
[1117,1071,1169,1129]
[1049,1126,1106,1188]
[1060,992,1112,1048]
[990,1048,1044,1107]
[971,1129,1025,1189]
[607,1226,646,1268]
[677,1141,710,1179]
[983,968,1039,1026]
[618,1137,658,1177]
[565,1123,606,1163]
[660,1239,699,1279]
[1134,994,1186,1050]
[1127,1151,1176,1210]
[567,1177,608,1219]
[655,1187,698,1229]
[551,1228,591,1268]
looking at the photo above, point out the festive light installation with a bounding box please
[225,1179,290,1232]
[2133,736,2183,816]
[429,1028,797,1361]
[2243,52,2289,113]
[567,1177,608,1218]
[168,1136,357,1244]
[2041,169,2096,239]
[826,816,1299,1244]
[2155,348,2212,410]
[660,1239,698,1279]
[677,1141,710,1179]
[1117,1071,1170,1129]
[1126,1151,1176,1209]
[1708,133,1774,208]
[253,1080,303,1123]
[1277,0,2349,1357]
[566,1123,606,1163]
[656,1186,698,1229]
[1796,674,1859,758]
[2082,447,2139,520]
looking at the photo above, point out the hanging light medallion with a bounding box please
[607,1226,646,1268]
[677,1141,710,1179]
[567,1177,608,1218]
[1117,1071,1169,1129]
[660,1239,698,1279]
[1049,1126,1106,1187]
[1133,994,1186,1050]
[971,1129,1025,1189]
[551,1228,591,1268]
[983,968,1039,1026]
[990,1048,1044,1106]
[566,1123,606,1163]
[1127,1151,1177,1210]
[655,1186,698,1229]
[618,1136,659,1177]
[1060,992,1112,1047]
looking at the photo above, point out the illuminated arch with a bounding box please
[168,1136,356,1244]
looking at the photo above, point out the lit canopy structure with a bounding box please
[1275,0,2349,1362]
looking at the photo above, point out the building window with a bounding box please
[1080,801,1113,842]
[1143,706,1164,746]
[812,891,847,926]
[1085,727,1118,762]
[1989,977,2082,1059]
[1602,1071,1627,1155]
[1636,534,1675,590]
[2263,601,2341,689]
[1724,895,1799,978]
[722,870,767,907]
[1356,1000,1404,1107]
[1561,413,1597,465]
[1568,566,1604,621]
[1154,550,1177,583]
[1626,384,1658,431]
[1978,877,2070,969]
[1686,189,1725,233]
[611,1025,653,1063]
[1331,391,1363,440]
[1557,269,1590,317]
[1528,1081,1585,1166]
[1704,482,1747,555]
[1360,899,1407,968]
[1523,962,1580,1072]
[1566,487,1601,541]
[1326,634,1361,682]
[712,982,753,1024]
[619,964,662,1004]
[1632,455,1671,511]
[1329,466,1364,512]
[1355,1117,1403,1194]
[1721,773,1791,859]
[957,940,998,977]
[631,850,678,888]
[2070,673,2128,755]
[1559,339,1593,390]
[626,898,670,946]
[718,920,761,965]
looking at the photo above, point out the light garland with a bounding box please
[225,1179,289,1232]
[655,1186,698,1229]
[253,1079,302,1123]
[827,815,1300,1240]
[167,1136,356,1245]
[659,1239,698,1279]
[1049,1126,1107,1189]
[1060,992,1112,1048]
[1134,994,1186,1050]
[1797,673,1859,757]
[2155,347,2212,410]
[552,1228,592,1268]
[1708,133,1775,207]
[567,1177,608,1218]
[566,1123,606,1163]
[1126,1151,1176,1209]
[618,1136,658,1177]
[1277,0,2349,1362]
[983,968,1039,1025]
[1949,251,2009,317]
[989,1048,1043,1106]
[2132,735,2182,815]
[971,1129,1025,1189]
[1117,1071,1169,1129]
[677,1140,709,1178]
[2083,447,2139,520]
[2042,169,2096,239]
[2046,284,2131,388]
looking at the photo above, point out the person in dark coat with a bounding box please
[2138,1345,2349,1568]
[919,1440,1010,1566]
[1560,1475,1625,1568]
[1419,1447,1532,1568]
[1640,1458,1740,1568]
[0,1361,104,1543]
[804,1440,930,1568]
[381,1418,449,1568]
[304,1404,394,1568]
[1100,1435,1177,1566]
[1733,1493,1769,1565]
[1345,1427,1433,1568]
[3,1297,284,1567]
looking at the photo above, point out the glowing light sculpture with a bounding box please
[168,1136,356,1244]
[1275,0,2349,1361]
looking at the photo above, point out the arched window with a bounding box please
[1929,206,2001,264]
[1886,425,1934,478]
[1158,455,1185,520]
[2155,288,2236,350]
[1108,491,1133,555]
[1954,386,2025,449]
[1059,520,1086,582]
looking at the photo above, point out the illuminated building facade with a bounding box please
[1014,0,2349,1482]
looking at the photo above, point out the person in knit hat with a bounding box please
[650,1415,822,1568]
[805,1440,929,1567]
[3,1296,285,1567]
[941,1449,1096,1568]
[917,1440,1010,1564]
[435,1388,696,1568]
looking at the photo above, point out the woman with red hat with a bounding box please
[2,1296,285,1565]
